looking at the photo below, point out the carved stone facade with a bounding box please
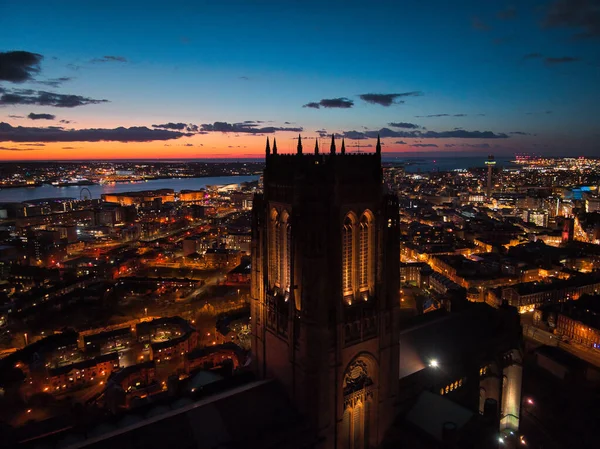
[251,136,400,449]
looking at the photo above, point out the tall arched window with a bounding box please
[358,212,373,292]
[343,215,355,296]
[280,211,291,291]
[275,220,282,287]
[269,209,280,288]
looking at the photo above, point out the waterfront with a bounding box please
[0,175,260,203]
[386,155,516,172]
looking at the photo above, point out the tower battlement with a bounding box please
[264,135,382,189]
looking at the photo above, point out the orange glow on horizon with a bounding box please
[0,130,510,160]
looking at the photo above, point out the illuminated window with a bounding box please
[269,209,280,287]
[359,212,374,292]
[343,215,355,296]
[280,211,291,291]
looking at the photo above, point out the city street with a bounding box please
[523,323,600,368]
[178,269,227,302]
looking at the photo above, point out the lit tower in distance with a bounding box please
[485,154,496,197]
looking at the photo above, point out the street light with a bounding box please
[429,359,439,368]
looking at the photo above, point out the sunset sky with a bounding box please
[1,0,599,160]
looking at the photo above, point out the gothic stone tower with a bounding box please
[251,135,400,449]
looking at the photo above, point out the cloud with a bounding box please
[90,55,128,63]
[342,130,369,140]
[472,17,491,31]
[61,146,81,149]
[315,128,329,137]
[0,51,43,82]
[19,143,45,146]
[27,112,56,120]
[59,119,72,124]
[415,114,450,118]
[544,0,600,39]
[412,144,439,148]
[1,89,109,107]
[152,122,188,130]
[418,129,507,139]
[34,77,73,87]
[359,92,422,106]
[415,113,482,118]
[303,97,354,109]
[395,141,407,144]
[388,122,421,129]
[497,6,517,20]
[7,114,24,118]
[340,127,509,140]
[445,144,457,148]
[303,102,320,109]
[0,122,192,142]
[509,131,531,135]
[523,53,543,59]
[239,76,250,80]
[545,56,580,64]
[0,146,40,151]
[463,143,491,149]
[199,121,303,134]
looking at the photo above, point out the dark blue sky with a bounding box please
[1,0,599,159]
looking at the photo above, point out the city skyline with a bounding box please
[1,0,600,160]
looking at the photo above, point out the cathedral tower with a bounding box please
[251,136,400,449]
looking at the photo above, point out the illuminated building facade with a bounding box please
[502,275,600,313]
[101,189,175,206]
[485,154,496,197]
[553,296,600,349]
[251,135,400,449]
[178,189,205,202]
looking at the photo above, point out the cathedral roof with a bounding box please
[50,379,307,449]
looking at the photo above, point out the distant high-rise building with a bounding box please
[562,217,575,243]
[586,197,600,213]
[485,154,496,197]
[530,211,548,228]
[251,135,400,449]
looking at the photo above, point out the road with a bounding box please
[178,269,227,302]
[523,324,600,368]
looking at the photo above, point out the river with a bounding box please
[0,175,260,203]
